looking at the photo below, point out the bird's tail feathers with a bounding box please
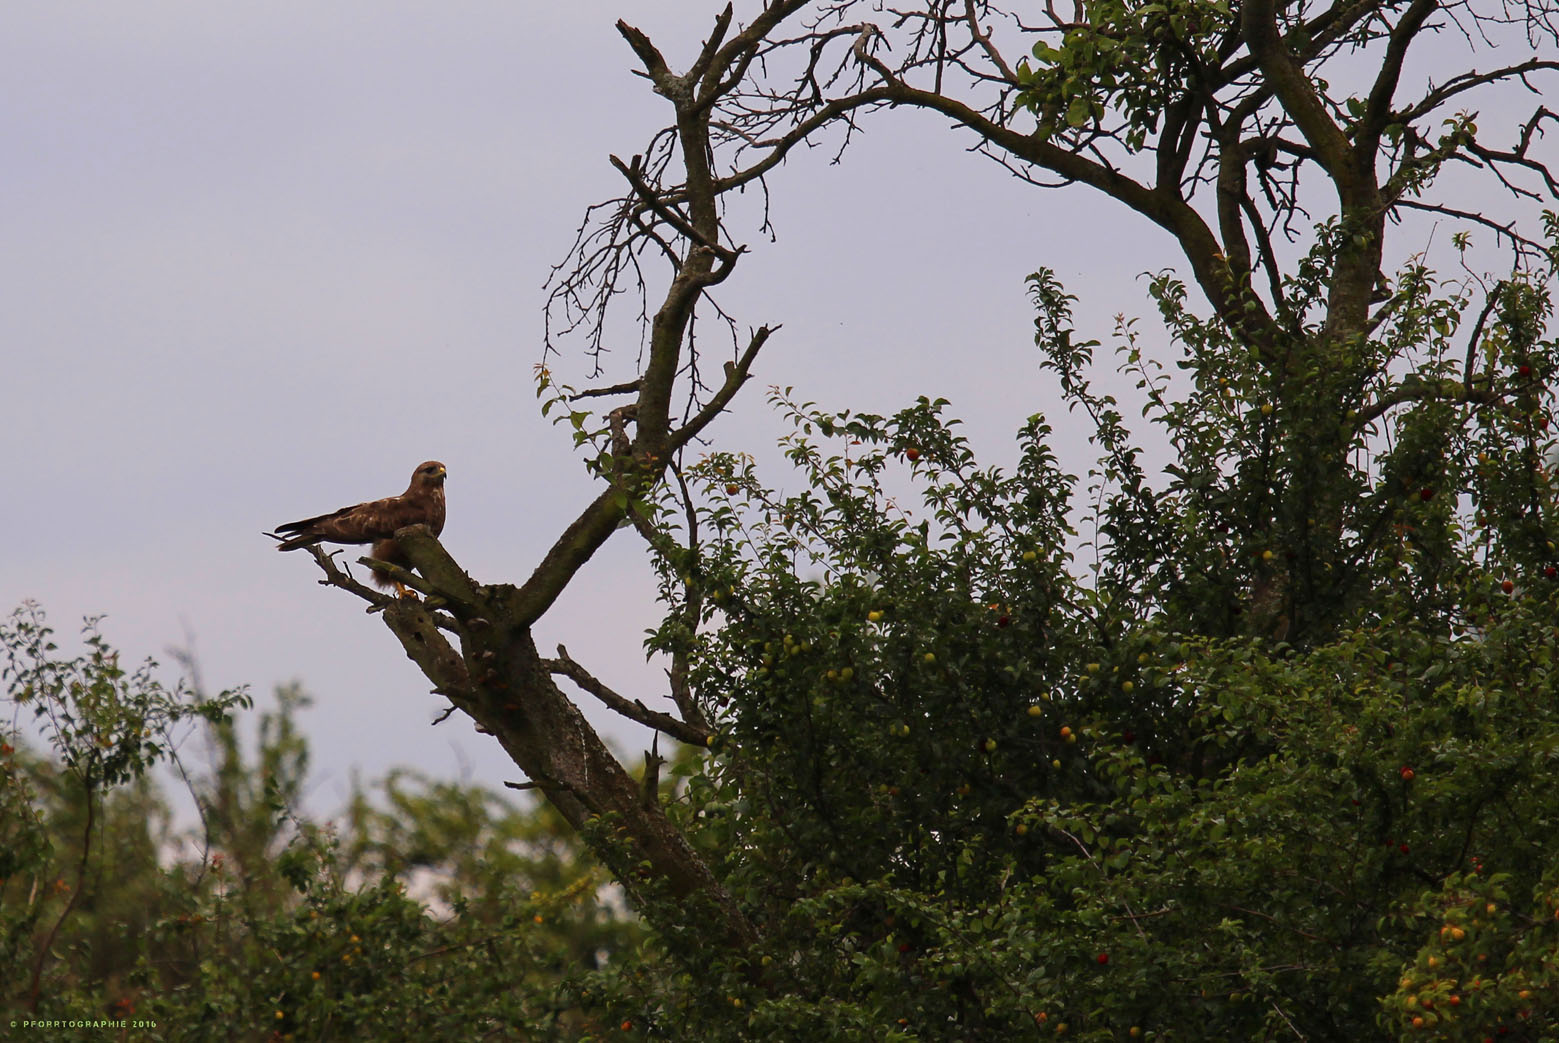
[265,530,320,552]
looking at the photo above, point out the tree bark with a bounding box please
[380,527,755,946]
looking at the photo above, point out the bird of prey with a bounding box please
[270,461,447,596]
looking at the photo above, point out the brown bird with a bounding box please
[270,461,447,596]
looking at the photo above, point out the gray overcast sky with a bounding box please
[2,2,1143,807]
[4,3,1536,809]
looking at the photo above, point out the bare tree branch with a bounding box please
[1355,376,1504,430]
[544,644,711,747]
[571,377,642,401]
[669,325,775,452]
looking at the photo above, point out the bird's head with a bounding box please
[412,460,448,488]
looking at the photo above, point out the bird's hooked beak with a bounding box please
[433,465,447,479]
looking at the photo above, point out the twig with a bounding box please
[1055,826,1151,945]
[29,770,96,1011]
[571,378,642,400]
[665,463,710,730]
[304,546,393,609]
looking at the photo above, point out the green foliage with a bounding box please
[1030,237,1559,646]
[124,829,615,1043]
[1017,0,1235,148]
[1,606,636,1040]
[2,602,251,790]
[605,224,1559,1038]
[11,231,1555,1039]
[1,602,252,1019]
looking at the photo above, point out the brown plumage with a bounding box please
[271,461,447,593]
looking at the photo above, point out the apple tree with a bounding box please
[276,0,1559,1038]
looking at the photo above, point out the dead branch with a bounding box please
[669,324,774,452]
[642,736,667,809]
[571,377,642,401]
[545,644,710,747]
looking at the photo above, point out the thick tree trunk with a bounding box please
[380,528,755,948]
